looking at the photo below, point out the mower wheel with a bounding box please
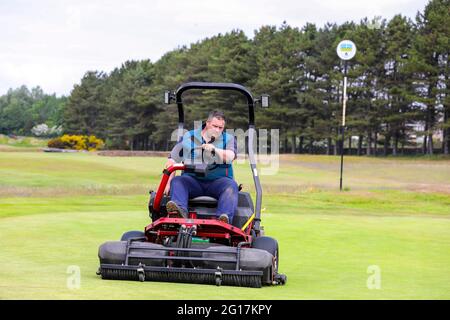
[275,273,287,285]
[120,230,145,241]
[252,236,280,285]
[252,236,278,256]
[252,236,279,271]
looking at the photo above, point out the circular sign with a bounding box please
[336,40,357,60]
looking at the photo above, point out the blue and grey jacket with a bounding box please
[169,128,237,181]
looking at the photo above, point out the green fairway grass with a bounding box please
[0,151,449,299]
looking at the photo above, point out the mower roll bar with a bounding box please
[174,82,256,126]
[163,82,266,235]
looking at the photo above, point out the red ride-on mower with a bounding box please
[97,82,287,288]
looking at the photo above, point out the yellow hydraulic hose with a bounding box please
[241,213,256,231]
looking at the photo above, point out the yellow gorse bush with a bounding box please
[48,134,105,151]
[87,135,105,151]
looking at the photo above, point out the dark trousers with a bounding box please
[170,175,238,220]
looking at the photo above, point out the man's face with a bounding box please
[204,117,225,140]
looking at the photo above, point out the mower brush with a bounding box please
[99,264,263,288]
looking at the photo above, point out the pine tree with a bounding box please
[253,23,303,153]
[407,0,450,154]
[63,71,108,136]
[348,19,386,156]
[383,15,416,155]
[105,60,156,149]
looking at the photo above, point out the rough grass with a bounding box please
[0,134,48,148]
[0,151,449,299]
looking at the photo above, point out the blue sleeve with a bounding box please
[168,136,183,161]
[225,135,237,160]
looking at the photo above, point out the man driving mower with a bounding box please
[164,110,238,224]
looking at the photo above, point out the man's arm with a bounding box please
[164,139,184,195]
[163,159,176,195]
[168,140,183,162]
[210,146,235,163]
[202,135,237,164]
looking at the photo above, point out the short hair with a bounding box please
[207,110,226,122]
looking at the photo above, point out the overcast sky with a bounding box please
[0,0,429,96]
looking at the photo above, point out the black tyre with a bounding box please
[120,230,145,241]
[252,236,279,284]
[252,236,278,260]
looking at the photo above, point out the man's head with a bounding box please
[204,110,225,140]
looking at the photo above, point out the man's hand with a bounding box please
[202,143,215,153]
[164,158,176,195]
[164,158,175,169]
[202,144,236,163]
[164,183,171,196]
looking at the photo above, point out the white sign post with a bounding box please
[336,40,356,191]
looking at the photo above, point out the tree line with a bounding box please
[0,86,66,137]
[1,0,448,155]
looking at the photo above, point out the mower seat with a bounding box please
[189,196,217,207]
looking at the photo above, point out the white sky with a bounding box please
[0,0,428,96]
